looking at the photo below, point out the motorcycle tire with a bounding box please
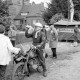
[12,62,25,80]
[37,66,43,73]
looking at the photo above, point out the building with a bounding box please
[54,19,80,42]
[14,2,46,27]
[9,0,30,19]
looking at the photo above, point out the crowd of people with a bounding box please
[0,21,79,79]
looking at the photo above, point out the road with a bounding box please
[23,42,80,80]
[6,42,80,80]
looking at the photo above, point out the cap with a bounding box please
[34,22,43,28]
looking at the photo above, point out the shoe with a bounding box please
[24,71,30,77]
[43,71,47,77]
[50,56,53,58]
[50,56,57,59]
[53,56,57,59]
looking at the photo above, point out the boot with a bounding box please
[43,71,47,77]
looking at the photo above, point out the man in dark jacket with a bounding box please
[74,25,79,42]
[25,23,47,77]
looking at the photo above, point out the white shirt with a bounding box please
[0,34,20,65]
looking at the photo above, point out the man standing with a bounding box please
[8,23,17,46]
[49,25,58,59]
[0,24,21,80]
[73,25,79,46]
[25,22,47,77]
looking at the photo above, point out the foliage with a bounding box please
[0,0,9,17]
[43,0,80,24]
[0,0,10,31]
[50,13,64,23]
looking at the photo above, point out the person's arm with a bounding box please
[25,28,33,38]
[7,37,20,54]
[53,28,58,40]
[55,31,58,40]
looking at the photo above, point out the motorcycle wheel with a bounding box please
[37,66,43,73]
[12,62,25,80]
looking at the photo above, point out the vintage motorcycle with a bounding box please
[12,44,43,80]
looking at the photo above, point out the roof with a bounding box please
[54,19,80,25]
[14,13,24,20]
[29,3,44,16]
[20,4,31,13]
[14,3,45,20]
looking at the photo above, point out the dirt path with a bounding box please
[22,42,80,80]
[6,42,80,80]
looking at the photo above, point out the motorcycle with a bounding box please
[12,44,43,80]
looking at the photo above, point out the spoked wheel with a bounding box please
[37,66,43,73]
[12,63,25,80]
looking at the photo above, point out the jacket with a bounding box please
[0,34,20,65]
[25,29,46,49]
[49,29,58,48]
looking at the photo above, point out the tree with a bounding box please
[0,0,9,17]
[43,0,80,24]
[0,0,10,31]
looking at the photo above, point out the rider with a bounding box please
[25,23,47,77]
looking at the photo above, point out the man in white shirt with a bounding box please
[0,24,21,80]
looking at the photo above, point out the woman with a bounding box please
[49,25,58,59]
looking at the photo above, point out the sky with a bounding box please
[30,0,51,7]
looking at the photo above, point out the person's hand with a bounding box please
[36,45,41,48]
[31,45,36,49]
[28,27,34,34]
[18,48,24,56]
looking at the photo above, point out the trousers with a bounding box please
[51,48,57,57]
[36,48,46,72]
[0,65,7,80]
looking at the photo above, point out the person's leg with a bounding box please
[0,65,7,80]
[51,48,57,58]
[36,49,47,77]
[43,49,48,58]
[23,62,30,77]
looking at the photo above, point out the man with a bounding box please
[73,25,79,46]
[49,25,58,59]
[0,24,21,80]
[8,23,17,46]
[25,22,47,77]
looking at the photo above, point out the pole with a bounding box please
[68,0,70,20]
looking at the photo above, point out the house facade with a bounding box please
[14,2,46,28]
[9,0,30,19]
